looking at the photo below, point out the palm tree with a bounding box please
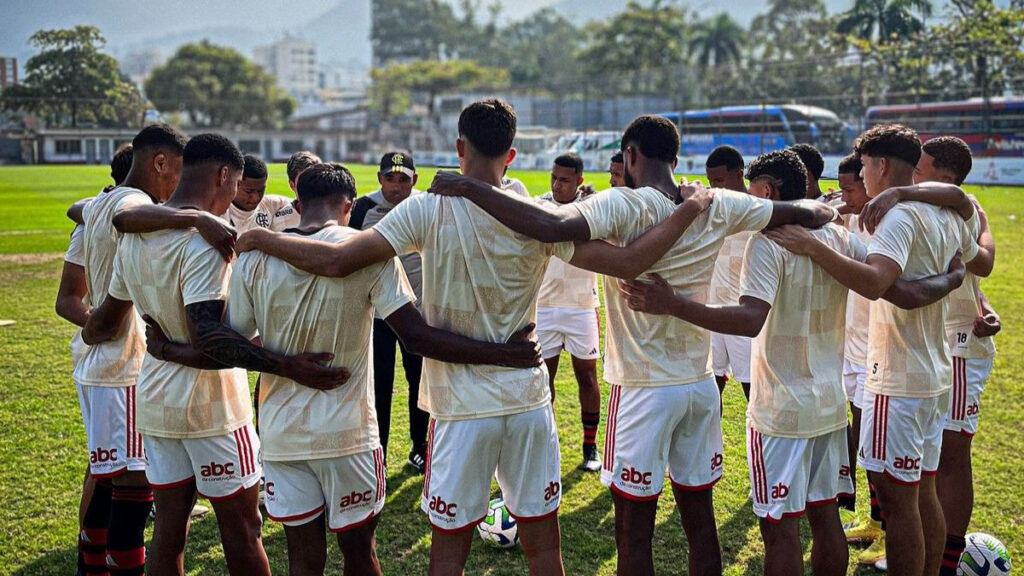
[689,13,745,69]
[836,0,933,43]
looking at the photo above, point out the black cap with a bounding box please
[379,151,415,177]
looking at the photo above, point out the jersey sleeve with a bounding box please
[181,237,232,306]
[370,258,417,319]
[107,250,132,301]
[268,196,300,232]
[65,225,86,266]
[739,234,782,306]
[717,190,774,235]
[958,211,981,264]
[225,254,259,340]
[574,187,643,241]
[548,241,576,264]
[867,206,915,272]
[374,194,428,256]
[847,230,869,263]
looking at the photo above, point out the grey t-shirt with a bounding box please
[353,189,423,316]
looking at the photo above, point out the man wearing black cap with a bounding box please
[348,151,429,473]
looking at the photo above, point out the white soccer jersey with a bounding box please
[742,225,866,438]
[65,225,90,367]
[374,192,575,421]
[502,177,530,197]
[108,228,252,439]
[944,212,996,359]
[536,193,599,309]
[224,194,299,234]
[575,187,773,387]
[228,225,415,461]
[708,230,754,306]
[74,187,150,388]
[865,203,980,398]
[354,190,424,312]
[842,214,872,366]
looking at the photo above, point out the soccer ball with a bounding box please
[477,498,519,548]
[959,532,1011,576]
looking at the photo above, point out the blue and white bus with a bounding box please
[663,105,852,156]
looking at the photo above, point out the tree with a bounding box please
[0,26,145,128]
[144,41,295,128]
[689,14,744,70]
[369,59,509,118]
[499,8,583,94]
[929,0,1024,99]
[371,0,459,64]
[836,0,933,44]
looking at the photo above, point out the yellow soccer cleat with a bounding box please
[845,517,883,543]
[857,533,886,565]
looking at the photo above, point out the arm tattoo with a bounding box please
[185,301,283,374]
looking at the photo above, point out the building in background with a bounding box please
[0,57,18,92]
[254,37,319,104]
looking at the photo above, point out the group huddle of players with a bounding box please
[55,97,998,576]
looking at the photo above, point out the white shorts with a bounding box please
[843,360,867,409]
[711,332,752,383]
[601,379,724,501]
[748,427,854,522]
[537,307,600,360]
[80,385,146,478]
[858,390,948,485]
[944,357,993,437]
[421,405,561,532]
[264,448,386,532]
[76,381,90,435]
[144,424,262,500]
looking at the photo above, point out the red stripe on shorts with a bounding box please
[603,385,620,473]
[423,420,435,500]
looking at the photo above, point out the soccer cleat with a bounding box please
[845,517,883,543]
[874,557,887,571]
[839,508,860,531]
[407,448,426,475]
[579,445,601,472]
[858,533,886,565]
[190,502,210,518]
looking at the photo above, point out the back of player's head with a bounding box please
[296,162,357,204]
[621,115,680,164]
[243,154,268,180]
[458,99,517,158]
[287,150,322,183]
[182,133,244,170]
[553,152,584,175]
[838,153,863,179]
[610,150,624,164]
[110,144,134,185]
[706,145,744,171]
[854,124,921,167]
[746,150,807,202]
[789,143,824,179]
[922,136,972,185]
[132,123,187,155]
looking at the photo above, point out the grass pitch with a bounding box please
[0,164,1021,575]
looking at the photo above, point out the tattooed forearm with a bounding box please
[185,300,285,374]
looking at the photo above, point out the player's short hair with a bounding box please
[706,145,744,171]
[296,162,357,203]
[923,136,973,185]
[553,152,584,175]
[131,123,187,155]
[110,144,134,185]
[287,150,322,183]
[182,133,244,170]
[789,143,824,179]
[838,153,863,179]
[243,154,268,180]
[746,150,807,202]
[854,124,921,167]
[458,99,517,159]
[610,150,624,164]
[621,115,680,164]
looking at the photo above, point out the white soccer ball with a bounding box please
[477,498,519,549]
[959,532,1011,576]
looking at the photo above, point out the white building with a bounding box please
[254,38,319,100]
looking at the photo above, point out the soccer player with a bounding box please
[790,143,825,200]
[218,161,541,576]
[224,154,299,233]
[235,99,716,576]
[501,165,531,197]
[348,151,431,473]
[705,145,753,400]
[427,115,838,576]
[535,152,602,472]
[83,134,347,576]
[287,150,322,194]
[914,136,1000,576]
[609,150,625,188]
[765,124,992,576]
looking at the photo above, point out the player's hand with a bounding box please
[973,312,1001,337]
[285,352,350,391]
[763,225,816,255]
[680,179,714,212]
[579,184,597,198]
[498,322,543,368]
[821,187,842,203]
[235,228,271,254]
[428,171,478,198]
[859,187,901,234]
[142,314,170,360]
[195,213,237,262]
[946,249,966,288]
[619,273,675,315]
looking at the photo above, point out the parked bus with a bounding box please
[865,97,1024,157]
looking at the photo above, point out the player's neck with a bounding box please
[297,205,338,230]
[633,165,680,202]
[462,162,505,188]
[164,177,216,213]
[121,171,159,203]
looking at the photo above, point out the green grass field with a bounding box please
[0,164,1021,575]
